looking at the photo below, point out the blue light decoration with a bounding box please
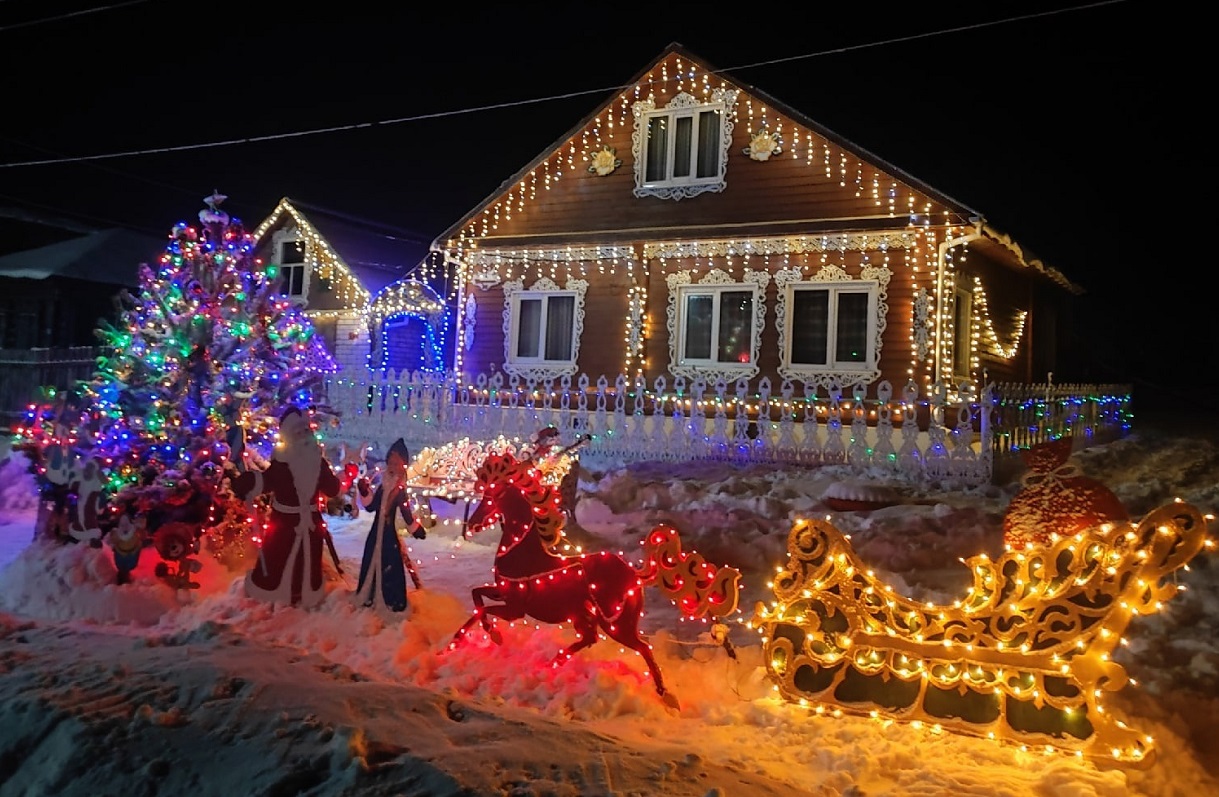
[366,278,451,376]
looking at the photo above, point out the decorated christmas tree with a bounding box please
[13,192,338,567]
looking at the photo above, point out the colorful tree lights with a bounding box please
[12,193,337,566]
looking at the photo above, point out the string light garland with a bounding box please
[252,198,370,311]
[749,501,1215,766]
[366,278,449,373]
[13,193,337,577]
[447,449,742,708]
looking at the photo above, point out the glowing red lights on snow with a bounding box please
[447,450,742,708]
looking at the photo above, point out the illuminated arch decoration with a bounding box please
[368,279,449,374]
[749,501,1214,767]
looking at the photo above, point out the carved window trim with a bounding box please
[501,277,588,380]
[463,293,477,352]
[631,89,739,201]
[913,288,933,363]
[666,268,769,381]
[774,264,890,386]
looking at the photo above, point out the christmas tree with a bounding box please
[14,192,337,556]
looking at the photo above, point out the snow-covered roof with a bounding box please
[0,228,164,286]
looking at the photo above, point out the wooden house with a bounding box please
[434,42,1081,405]
[251,198,453,378]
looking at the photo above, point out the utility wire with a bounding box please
[0,0,153,33]
[0,0,1125,170]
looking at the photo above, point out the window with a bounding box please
[775,267,888,386]
[501,278,588,380]
[953,286,973,378]
[678,287,754,366]
[513,293,575,361]
[278,238,306,298]
[632,89,738,200]
[644,108,721,184]
[666,269,767,381]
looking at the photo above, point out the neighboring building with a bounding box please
[0,227,163,350]
[0,228,164,426]
[251,198,452,378]
[433,42,1082,398]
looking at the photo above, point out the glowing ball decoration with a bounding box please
[749,500,1214,767]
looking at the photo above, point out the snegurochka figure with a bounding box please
[355,438,423,613]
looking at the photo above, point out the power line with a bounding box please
[0,1,1124,169]
[0,0,154,33]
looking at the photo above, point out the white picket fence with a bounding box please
[320,370,1131,487]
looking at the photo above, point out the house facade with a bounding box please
[251,198,452,379]
[437,43,1080,404]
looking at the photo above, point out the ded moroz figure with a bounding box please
[230,407,342,608]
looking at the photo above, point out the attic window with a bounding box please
[632,88,738,201]
[276,237,307,298]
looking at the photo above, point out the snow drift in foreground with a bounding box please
[1,426,1218,797]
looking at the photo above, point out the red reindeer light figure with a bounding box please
[449,450,741,708]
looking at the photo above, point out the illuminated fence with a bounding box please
[323,371,1131,486]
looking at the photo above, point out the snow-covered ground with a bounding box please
[1,419,1217,797]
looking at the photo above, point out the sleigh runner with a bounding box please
[750,500,1213,766]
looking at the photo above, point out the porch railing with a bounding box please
[322,370,1131,486]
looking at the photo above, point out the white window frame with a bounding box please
[666,268,768,382]
[632,89,738,201]
[952,284,974,380]
[774,265,890,386]
[501,277,588,380]
[271,228,309,304]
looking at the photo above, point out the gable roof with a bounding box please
[254,198,434,298]
[285,199,435,294]
[431,42,1078,292]
[0,228,164,286]
[434,42,982,249]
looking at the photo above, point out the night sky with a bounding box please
[2,1,1191,397]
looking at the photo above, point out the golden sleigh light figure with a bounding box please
[748,500,1214,767]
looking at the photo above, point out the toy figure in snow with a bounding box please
[109,511,146,585]
[152,522,202,590]
[355,438,423,613]
[325,441,369,519]
[1002,436,1128,548]
[66,457,107,546]
[35,440,77,543]
[230,407,342,608]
